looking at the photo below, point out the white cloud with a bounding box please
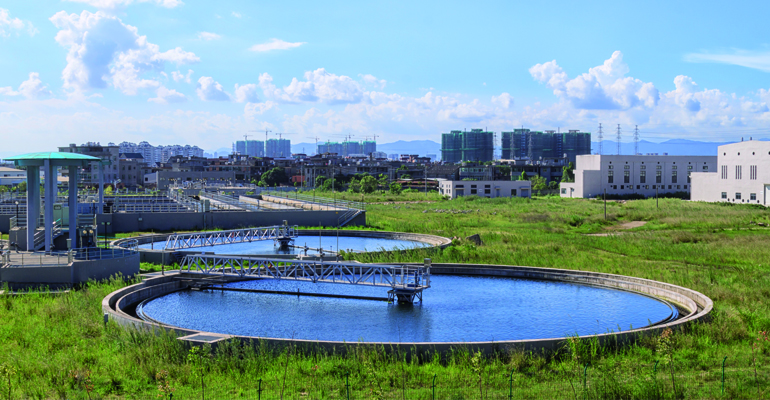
[530,51,659,110]
[234,83,260,103]
[249,38,305,52]
[196,76,230,101]
[244,101,275,119]
[50,10,199,95]
[259,68,363,104]
[18,73,52,99]
[0,72,51,99]
[491,92,513,109]
[64,0,183,10]
[684,49,770,73]
[0,8,36,37]
[231,12,241,18]
[0,87,19,96]
[148,86,186,104]
[172,69,193,83]
[197,31,221,41]
[359,74,387,89]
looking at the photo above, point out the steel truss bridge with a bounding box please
[179,254,431,302]
[164,225,298,250]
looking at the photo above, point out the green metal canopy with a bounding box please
[5,152,101,167]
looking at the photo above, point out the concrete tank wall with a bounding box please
[103,264,713,356]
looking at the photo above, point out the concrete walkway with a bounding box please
[3,251,70,267]
[260,194,346,211]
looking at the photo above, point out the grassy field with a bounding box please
[1,196,770,398]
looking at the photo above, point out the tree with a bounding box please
[377,174,388,193]
[531,175,547,192]
[347,177,361,193]
[389,181,402,194]
[104,185,114,195]
[14,181,26,192]
[360,175,377,194]
[548,180,559,190]
[0,186,8,194]
[562,162,575,183]
[401,174,412,180]
[498,165,511,178]
[315,175,327,187]
[322,177,342,191]
[260,167,289,187]
[519,171,528,181]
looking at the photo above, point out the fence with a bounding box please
[108,359,769,399]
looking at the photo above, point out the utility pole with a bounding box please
[616,124,622,155]
[634,125,640,156]
[597,123,603,155]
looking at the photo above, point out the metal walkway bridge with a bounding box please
[179,254,431,302]
[164,225,298,250]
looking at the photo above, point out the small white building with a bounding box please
[691,140,770,205]
[438,179,531,199]
[560,154,717,198]
[0,167,26,187]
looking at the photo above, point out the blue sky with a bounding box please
[1,0,769,156]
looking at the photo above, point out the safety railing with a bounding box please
[180,255,431,292]
[164,225,298,250]
[265,190,366,211]
[1,250,71,267]
[70,246,138,261]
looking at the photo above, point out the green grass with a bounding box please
[2,197,770,398]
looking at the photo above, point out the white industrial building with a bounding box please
[560,154,717,198]
[691,140,770,205]
[438,179,531,199]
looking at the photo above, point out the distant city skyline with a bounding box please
[1,0,770,159]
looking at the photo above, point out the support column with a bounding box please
[98,162,104,214]
[69,167,79,249]
[25,166,40,251]
[44,160,54,253]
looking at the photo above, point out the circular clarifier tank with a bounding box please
[137,274,677,343]
[138,234,433,255]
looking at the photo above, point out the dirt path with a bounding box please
[585,221,647,237]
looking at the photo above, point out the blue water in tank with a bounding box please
[139,275,675,342]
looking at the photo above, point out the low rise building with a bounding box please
[438,179,531,199]
[691,140,770,205]
[560,154,717,198]
[0,167,26,187]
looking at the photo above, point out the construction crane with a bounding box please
[249,129,271,144]
[275,132,295,140]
